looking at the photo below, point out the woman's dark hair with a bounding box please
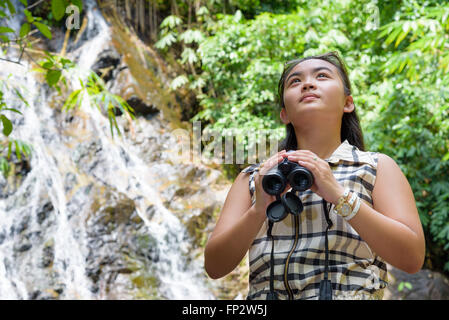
[277,51,365,152]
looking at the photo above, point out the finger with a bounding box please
[260,151,286,174]
[294,158,318,174]
[286,150,319,160]
[287,154,320,163]
[260,155,284,176]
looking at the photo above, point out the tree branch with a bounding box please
[25,0,45,10]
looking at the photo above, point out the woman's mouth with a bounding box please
[301,96,319,102]
[300,93,320,102]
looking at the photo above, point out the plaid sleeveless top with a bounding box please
[241,140,388,300]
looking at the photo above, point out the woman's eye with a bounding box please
[291,73,327,84]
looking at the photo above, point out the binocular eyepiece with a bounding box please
[261,152,314,222]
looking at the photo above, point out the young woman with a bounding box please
[204,51,425,300]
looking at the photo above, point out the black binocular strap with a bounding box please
[266,199,333,300]
[320,199,333,300]
[266,220,278,300]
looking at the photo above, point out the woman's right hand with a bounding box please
[253,150,290,217]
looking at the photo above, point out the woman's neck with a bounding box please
[295,133,342,160]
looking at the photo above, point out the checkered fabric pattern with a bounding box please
[241,140,388,300]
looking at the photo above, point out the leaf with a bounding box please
[0,26,15,34]
[19,23,30,38]
[384,26,402,46]
[51,0,67,21]
[45,69,61,86]
[21,142,32,158]
[7,141,12,159]
[24,9,34,23]
[33,22,52,39]
[1,114,13,136]
[42,61,53,69]
[71,0,83,12]
[160,15,182,30]
[170,75,188,90]
[155,32,177,49]
[395,22,411,48]
[1,108,23,115]
[14,140,21,161]
[442,151,449,162]
[196,6,209,16]
[62,89,82,110]
[5,0,16,15]
[0,156,11,177]
[181,47,198,65]
[179,29,205,44]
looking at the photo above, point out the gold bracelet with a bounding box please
[333,188,355,218]
[334,187,350,212]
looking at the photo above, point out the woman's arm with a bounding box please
[204,172,266,279]
[343,153,426,274]
[205,151,288,279]
[286,150,426,274]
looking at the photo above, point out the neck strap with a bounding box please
[320,199,333,300]
[266,198,333,300]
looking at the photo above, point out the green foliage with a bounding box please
[155,0,449,274]
[195,1,363,158]
[0,76,32,178]
[62,70,136,138]
[0,0,135,179]
[398,281,413,292]
[51,0,67,21]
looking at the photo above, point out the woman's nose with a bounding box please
[302,81,316,91]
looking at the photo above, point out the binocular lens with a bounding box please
[288,170,313,191]
[262,175,285,196]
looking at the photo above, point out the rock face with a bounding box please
[0,0,217,299]
[91,47,160,119]
[384,265,449,300]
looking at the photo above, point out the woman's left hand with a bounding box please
[287,150,344,205]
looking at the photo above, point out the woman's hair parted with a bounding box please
[277,51,365,152]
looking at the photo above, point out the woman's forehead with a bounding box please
[287,59,337,76]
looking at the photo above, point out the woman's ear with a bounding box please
[280,108,290,124]
[343,95,355,113]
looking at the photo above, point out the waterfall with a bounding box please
[0,0,217,300]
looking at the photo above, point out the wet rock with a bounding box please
[0,154,32,199]
[91,49,121,83]
[88,42,162,119]
[123,96,159,118]
[145,204,157,220]
[28,287,62,300]
[14,243,32,252]
[37,202,54,224]
[17,216,30,234]
[384,264,449,300]
[64,173,78,194]
[84,185,161,298]
[40,240,55,268]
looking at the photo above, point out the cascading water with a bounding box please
[0,0,218,300]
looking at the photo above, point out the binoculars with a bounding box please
[262,151,314,222]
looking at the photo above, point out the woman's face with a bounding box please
[281,59,353,125]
